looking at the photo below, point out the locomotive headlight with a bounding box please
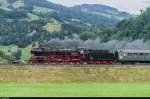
[80,50,84,54]
[124,53,127,56]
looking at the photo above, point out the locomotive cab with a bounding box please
[87,50,115,64]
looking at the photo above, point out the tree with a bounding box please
[0,51,5,58]
[15,49,22,60]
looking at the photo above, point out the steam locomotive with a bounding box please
[31,48,150,65]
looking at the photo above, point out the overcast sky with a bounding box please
[49,0,150,14]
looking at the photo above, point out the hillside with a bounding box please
[71,4,130,26]
[101,7,150,42]
[0,0,131,48]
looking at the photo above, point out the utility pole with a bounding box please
[140,9,143,14]
[149,32,150,49]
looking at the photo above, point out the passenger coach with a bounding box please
[116,49,150,64]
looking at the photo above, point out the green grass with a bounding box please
[0,0,12,11]
[0,43,38,62]
[0,45,18,54]
[1,66,150,83]
[27,13,39,21]
[0,83,150,97]
[21,47,32,61]
[43,22,61,32]
[33,6,57,14]
[0,66,150,97]
[12,0,24,8]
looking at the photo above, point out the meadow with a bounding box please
[0,66,150,97]
[1,83,150,97]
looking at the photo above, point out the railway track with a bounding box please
[1,63,150,67]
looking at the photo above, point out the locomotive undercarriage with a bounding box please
[88,60,114,65]
[32,55,114,65]
[32,54,85,64]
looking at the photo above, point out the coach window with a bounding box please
[129,53,132,57]
[132,53,134,57]
[133,53,135,55]
[128,53,131,57]
[145,53,149,56]
[135,53,138,57]
[128,53,130,56]
[139,53,143,56]
[133,53,135,57]
[146,53,149,57]
[134,53,137,57]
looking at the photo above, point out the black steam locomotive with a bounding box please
[31,48,150,65]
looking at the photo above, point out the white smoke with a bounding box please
[45,34,150,51]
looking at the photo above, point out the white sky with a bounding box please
[49,0,150,14]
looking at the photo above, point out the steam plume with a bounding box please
[43,34,150,51]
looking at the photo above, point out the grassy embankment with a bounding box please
[0,66,150,83]
[0,43,39,62]
[0,66,150,96]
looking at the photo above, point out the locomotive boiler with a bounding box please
[31,48,115,65]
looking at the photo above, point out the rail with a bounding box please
[0,63,150,67]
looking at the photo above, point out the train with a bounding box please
[30,47,150,65]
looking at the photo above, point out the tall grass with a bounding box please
[0,66,150,83]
